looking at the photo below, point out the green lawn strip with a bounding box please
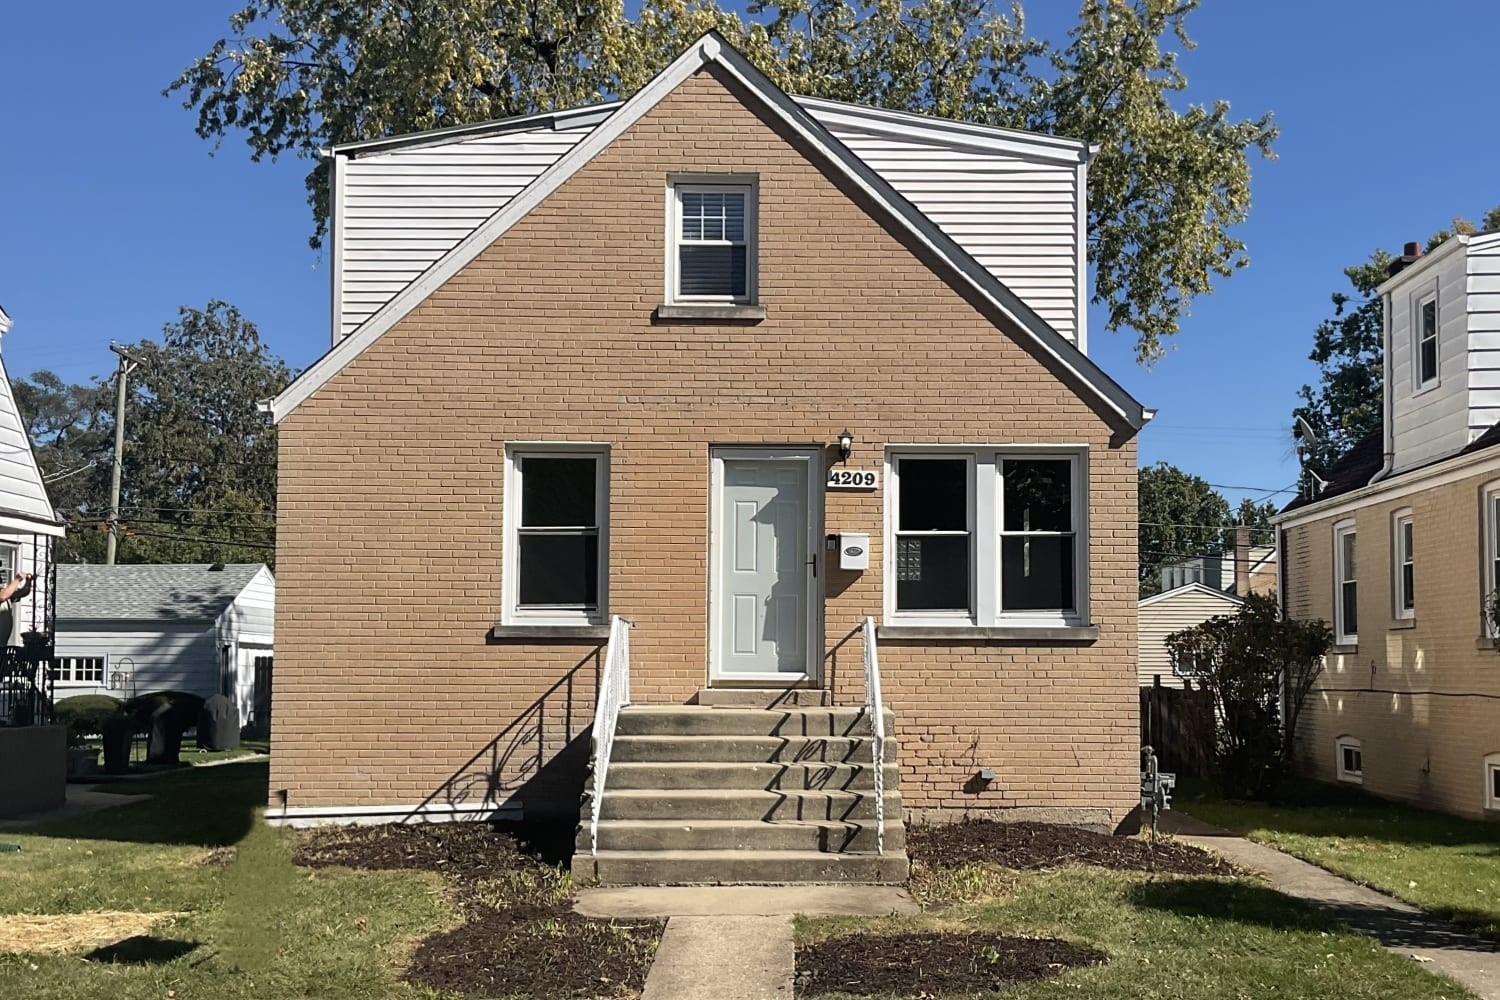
[1180,780,1500,941]
[0,761,457,1000]
[796,866,1476,1000]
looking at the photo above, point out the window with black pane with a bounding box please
[894,457,971,614]
[1000,458,1076,613]
[511,451,605,622]
[673,183,754,302]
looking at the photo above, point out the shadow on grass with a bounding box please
[1131,879,1500,954]
[84,936,200,965]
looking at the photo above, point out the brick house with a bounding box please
[265,34,1151,881]
[1277,234,1500,820]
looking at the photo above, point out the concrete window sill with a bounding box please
[877,624,1099,643]
[490,624,610,641]
[654,303,767,323]
[1389,618,1417,630]
[1477,636,1500,652]
[1331,643,1358,655]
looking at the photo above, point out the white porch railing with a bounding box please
[861,616,886,856]
[588,615,632,855]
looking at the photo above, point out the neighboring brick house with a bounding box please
[265,34,1151,880]
[1277,234,1500,820]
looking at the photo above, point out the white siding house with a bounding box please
[1138,583,1242,688]
[328,97,1091,349]
[55,564,275,730]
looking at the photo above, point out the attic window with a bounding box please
[668,178,757,305]
[1415,293,1438,389]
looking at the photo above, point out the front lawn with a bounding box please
[1179,779,1500,941]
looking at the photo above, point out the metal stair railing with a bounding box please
[861,616,886,856]
[588,615,632,855]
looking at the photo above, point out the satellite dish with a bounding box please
[1294,416,1319,444]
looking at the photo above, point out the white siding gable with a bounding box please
[1138,583,1242,687]
[0,319,62,535]
[330,97,1090,350]
[1469,232,1500,436]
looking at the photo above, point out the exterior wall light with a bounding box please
[837,429,854,464]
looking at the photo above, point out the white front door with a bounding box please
[711,449,820,683]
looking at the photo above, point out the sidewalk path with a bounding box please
[1167,811,1500,1000]
[642,915,793,1000]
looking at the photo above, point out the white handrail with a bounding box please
[862,616,886,856]
[589,615,632,855]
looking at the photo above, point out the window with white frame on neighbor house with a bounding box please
[504,447,607,625]
[889,450,1084,626]
[1486,484,1500,635]
[1392,509,1414,620]
[56,656,106,685]
[669,180,756,304]
[1333,519,1357,644]
[1486,753,1500,811]
[1416,292,1438,389]
[0,542,16,583]
[1336,736,1363,783]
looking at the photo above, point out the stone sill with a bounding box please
[1477,636,1500,652]
[877,624,1099,643]
[1331,643,1358,655]
[490,624,610,641]
[1389,618,1416,630]
[654,303,767,323]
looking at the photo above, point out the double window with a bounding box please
[1333,519,1358,644]
[503,446,608,625]
[1415,292,1439,389]
[669,179,756,304]
[1392,509,1414,620]
[889,450,1085,626]
[56,656,105,684]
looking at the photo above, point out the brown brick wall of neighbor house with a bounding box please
[271,65,1140,826]
[1285,463,1500,819]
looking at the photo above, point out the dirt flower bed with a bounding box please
[909,820,1239,876]
[297,822,660,998]
[796,930,1105,996]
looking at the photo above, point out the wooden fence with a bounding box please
[1140,678,1215,778]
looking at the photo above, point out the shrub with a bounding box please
[54,694,123,744]
[1167,593,1333,800]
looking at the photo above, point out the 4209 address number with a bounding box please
[826,469,879,490]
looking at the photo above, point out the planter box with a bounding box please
[0,725,66,818]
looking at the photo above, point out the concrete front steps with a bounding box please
[576,696,908,885]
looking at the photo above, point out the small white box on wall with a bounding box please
[837,532,870,571]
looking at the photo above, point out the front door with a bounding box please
[711,449,820,683]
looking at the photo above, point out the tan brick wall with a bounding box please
[272,65,1140,825]
[1285,463,1500,818]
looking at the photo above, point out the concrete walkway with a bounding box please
[1167,812,1500,999]
[0,787,149,830]
[575,885,917,919]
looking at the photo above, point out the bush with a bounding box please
[1167,593,1333,800]
[54,694,123,745]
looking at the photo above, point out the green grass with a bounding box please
[799,864,1477,999]
[0,760,452,1000]
[1179,779,1500,941]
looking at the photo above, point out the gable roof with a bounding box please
[270,32,1149,434]
[1139,581,1244,610]
[57,563,269,624]
[0,307,64,536]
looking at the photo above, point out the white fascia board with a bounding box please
[273,31,1148,433]
[1374,234,1468,296]
[1273,446,1500,529]
[1139,581,1244,609]
[327,102,622,158]
[794,96,1092,165]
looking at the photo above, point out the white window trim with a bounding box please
[1485,482,1500,638]
[502,443,609,626]
[1392,508,1414,621]
[1336,736,1363,783]
[55,654,109,687]
[1333,518,1358,645]
[1486,753,1500,811]
[884,446,1089,629]
[665,174,758,306]
[0,541,17,581]
[1413,288,1440,393]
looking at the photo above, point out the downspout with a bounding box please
[1370,289,1396,483]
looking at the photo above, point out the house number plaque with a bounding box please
[826,469,879,490]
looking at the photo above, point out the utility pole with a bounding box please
[105,344,144,565]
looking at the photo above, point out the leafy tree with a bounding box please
[15,302,292,565]
[1294,204,1500,471]
[168,0,1277,361]
[1138,462,1230,597]
[1166,593,1331,799]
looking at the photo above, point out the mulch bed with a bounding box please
[796,931,1106,996]
[296,822,660,999]
[908,820,1239,877]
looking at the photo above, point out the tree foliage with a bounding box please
[15,302,291,565]
[168,0,1277,361]
[1138,464,1279,597]
[1294,204,1500,471]
[1166,593,1331,799]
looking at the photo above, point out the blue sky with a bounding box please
[1,2,1497,510]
